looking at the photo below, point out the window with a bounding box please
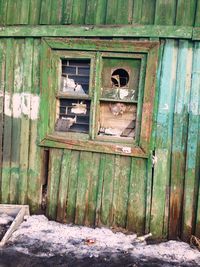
[40,39,159,157]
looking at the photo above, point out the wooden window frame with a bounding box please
[39,38,159,158]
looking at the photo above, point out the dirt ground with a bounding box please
[0,215,199,267]
[0,247,197,267]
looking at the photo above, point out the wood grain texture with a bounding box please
[150,40,178,239]
[169,40,193,239]
[181,42,200,241]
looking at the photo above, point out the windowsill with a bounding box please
[39,134,148,158]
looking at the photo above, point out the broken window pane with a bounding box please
[60,59,90,95]
[101,57,141,101]
[98,102,137,139]
[55,99,90,133]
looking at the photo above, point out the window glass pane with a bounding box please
[61,59,90,95]
[55,99,90,133]
[101,57,141,101]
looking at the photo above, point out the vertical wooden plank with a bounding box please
[27,38,42,212]
[112,156,131,228]
[140,0,156,24]
[0,39,6,202]
[132,0,143,23]
[127,158,146,234]
[84,153,100,226]
[95,0,107,24]
[182,42,200,240]
[0,0,8,25]
[145,39,165,234]
[29,0,41,25]
[106,0,118,24]
[6,0,18,25]
[72,0,87,24]
[47,149,63,219]
[85,0,98,25]
[39,40,52,141]
[195,131,200,237]
[99,154,115,226]
[65,151,79,223]
[62,0,74,24]
[57,149,71,222]
[40,0,52,24]
[154,0,177,25]
[1,39,14,203]
[19,0,30,24]
[10,39,24,204]
[50,0,63,24]
[115,0,133,24]
[95,153,106,225]
[169,40,193,239]
[195,0,200,26]
[75,151,93,225]
[150,40,178,239]
[176,0,197,26]
[18,38,34,204]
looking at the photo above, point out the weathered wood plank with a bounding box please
[0,25,193,39]
[57,149,71,222]
[50,0,63,25]
[10,39,24,204]
[27,38,41,212]
[19,0,30,24]
[75,151,93,225]
[145,39,165,234]
[150,40,178,239]
[47,149,63,219]
[169,40,193,239]
[1,39,14,203]
[194,0,200,26]
[132,0,143,24]
[40,0,52,25]
[104,0,133,24]
[95,153,106,226]
[65,151,79,223]
[38,40,52,141]
[95,0,107,24]
[112,155,131,228]
[176,0,197,26]
[181,42,200,241]
[85,0,97,25]
[62,0,74,24]
[72,0,87,24]
[29,0,41,25]
[18,38,33,204]
[140,0,156,25]
[99,154,115,226]
[155,0,177,25]
[0,0,8,25]
[84,153,100,226]
[0,39,6,202]
[6,0,18,25]
[127,158,146,234]
[116,0,133,24]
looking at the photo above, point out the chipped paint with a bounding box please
[4,93,40,120]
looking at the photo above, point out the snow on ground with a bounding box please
[6,215,200,266]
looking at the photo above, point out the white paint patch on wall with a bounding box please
[4,93,40,120]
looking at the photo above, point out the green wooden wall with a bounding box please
[0,37,199,241]
[0,0,199,27]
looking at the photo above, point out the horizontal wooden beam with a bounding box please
[0,25,193,39]
[192,27,200,40]
[40,136,148,158]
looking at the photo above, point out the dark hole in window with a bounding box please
[111,68,129,87]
